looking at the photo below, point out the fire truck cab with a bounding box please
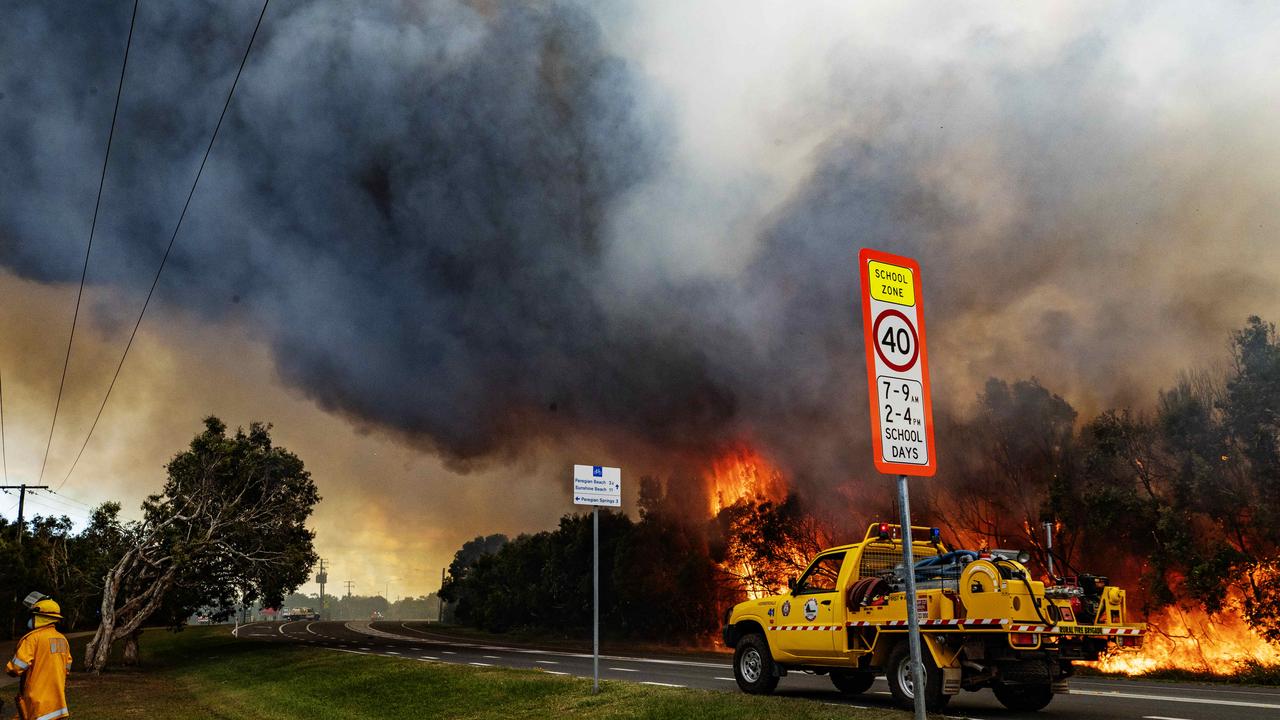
[722,523,1144,711]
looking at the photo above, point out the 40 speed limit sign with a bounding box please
[858,248,936,476]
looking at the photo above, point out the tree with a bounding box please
[84,417,320,672]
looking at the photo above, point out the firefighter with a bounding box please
[6,593,72,720]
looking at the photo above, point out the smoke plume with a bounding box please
[3,0,1280,499]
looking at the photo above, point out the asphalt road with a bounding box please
[233,620,1280,720]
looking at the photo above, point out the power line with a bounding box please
[1,366,7,484]
[37,0,141,485]
[41,489,97,511]
[56,0,273,491]
[23,493,84,515]
[26,492,95,520]
[45,488,95,507]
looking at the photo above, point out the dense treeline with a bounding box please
[443,317,1280,644]
[938,316,1280,641]
[279,591,444,621]
[0,505,127,638]
[1,418,319,674]
[440,479,748,640]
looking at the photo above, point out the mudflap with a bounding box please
[943,667,962,695]
[1052,679,1070,694]
[924,634,962,695]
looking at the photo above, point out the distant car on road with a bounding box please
[370,611,384,621]
[281,607,321,622]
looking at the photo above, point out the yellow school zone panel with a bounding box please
[868,260,915,306]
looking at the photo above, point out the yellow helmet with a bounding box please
[32,598,62,620]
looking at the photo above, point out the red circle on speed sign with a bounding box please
[872,309,920,372]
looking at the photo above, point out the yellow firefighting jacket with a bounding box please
[6,624,71,720]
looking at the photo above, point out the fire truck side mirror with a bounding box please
[787,576,797,591]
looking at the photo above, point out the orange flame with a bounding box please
[703,446,1280,674]
[1089,588,1280,675]
[707,446,788,516]
[706,446,799,599]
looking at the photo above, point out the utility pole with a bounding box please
[3,484,50,546]
[316,558,328,620]
[344,580,355,598]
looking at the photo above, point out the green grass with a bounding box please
[64,627,904,720]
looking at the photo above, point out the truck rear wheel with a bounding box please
[733,633,779,695]
[886,642,949,711]
[993,682,1054,711]
[830,669,876,695]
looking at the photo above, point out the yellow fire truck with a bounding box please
[722,523,1144,711]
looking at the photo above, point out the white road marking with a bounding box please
[251,621,1280,719]
[386,651,400,655]
[1076,680,1280,697]
[360,623,730,670]
[609,667,639,672]
[469,662,493,667]
[483,655,500,659]
[421,656,440,660]
[1073,689,1280,709]
[714,677,736,681]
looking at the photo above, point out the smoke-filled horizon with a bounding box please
[2,1,1279,596]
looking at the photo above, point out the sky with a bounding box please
[2,1,1279,599]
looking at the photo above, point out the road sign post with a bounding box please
[573,464,621,695]
[858,248,935,720]
[594,505,599,693]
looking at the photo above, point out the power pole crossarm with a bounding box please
[3,484,51,546]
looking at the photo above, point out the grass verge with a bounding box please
[62,627,902,720]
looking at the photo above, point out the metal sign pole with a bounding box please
[593,504,600,694]
[1044,521,1055,578]
[573,464,619,696]
[898,474,927,720]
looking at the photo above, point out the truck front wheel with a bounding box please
[992,682,1054,711]
[830,669,876,695]
[886,642,949,711]
[733,633,779,695]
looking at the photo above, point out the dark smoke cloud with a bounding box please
[1,0,741,463]
[3,1,1280,490]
